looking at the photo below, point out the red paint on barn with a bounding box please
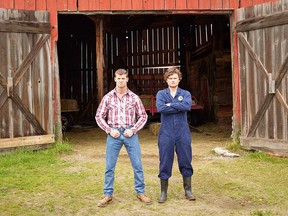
[0,0,280,131]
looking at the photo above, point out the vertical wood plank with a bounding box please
[223,0,230,9]
[57,0,68,10]
[89,0,98,10]
[230,0,239,9]
[166,0,176,9]
[154,0,164,9]
[96,18,104,102]
[36,0,47,10]
[211,0,223,9]
[187,0,199,9]
[99,0,111,10]
[122,0,132,10]
[111,0,121,10]
[47,0,57,65]
[176,0,187,9]
[15,0,25,9]
[24,0,36,10]
[199,0,210,9]
[78,0,90,10]
[253,0,265,5]
[67,0,77,11]
[3,0,14,8]
[241,0,254,7]
[143,0,154,10]
[132,0,143,10]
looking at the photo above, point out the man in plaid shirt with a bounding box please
[95,68,151,207]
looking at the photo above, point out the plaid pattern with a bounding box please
[96,89,148,134]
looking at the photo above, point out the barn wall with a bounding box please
[0,0,280,132]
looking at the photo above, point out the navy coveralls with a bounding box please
[156,88,193,180]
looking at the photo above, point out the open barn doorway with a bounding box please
[57,13,232,130]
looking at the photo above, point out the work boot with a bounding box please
[136,194,152,205]
[183,176,196,201]
[97,196,113,207]
[158,179,168,203]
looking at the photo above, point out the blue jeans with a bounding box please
[103,128,145,196]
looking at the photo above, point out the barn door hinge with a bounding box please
[268,73,275,94]
[7,77,13,97]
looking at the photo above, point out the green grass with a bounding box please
[1,137,288,215]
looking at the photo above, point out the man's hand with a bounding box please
[110,129,120,138]
[123,129,133,137]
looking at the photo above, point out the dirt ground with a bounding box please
[62,124,274,216]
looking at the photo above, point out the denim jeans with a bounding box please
[103,128,145,196]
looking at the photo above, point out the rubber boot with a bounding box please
[183,176,196,201]
[158,179,168,203]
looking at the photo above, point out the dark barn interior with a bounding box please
[57,14,232,130]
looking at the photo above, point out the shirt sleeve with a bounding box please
[95,96,111,134]
[131,96,148,133]
[156,90,179,114]
[170,90,192,112]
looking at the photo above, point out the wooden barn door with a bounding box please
[236,0,288,155]
[0,9,54,149]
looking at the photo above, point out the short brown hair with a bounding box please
[115,68,128,77]
[163,66,182,81]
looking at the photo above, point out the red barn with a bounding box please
[0,0,287,156]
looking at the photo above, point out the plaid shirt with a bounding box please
[95,89,148,134]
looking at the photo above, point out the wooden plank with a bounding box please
[166,0,176,9]
[89,0,98,10]
[121,0,132,10]
[187,0,199,9]
[15,0,25,9]
[14,35,50,87]
[0,134,55,148]
[11,91,46,135]
[96,18,104,102]
[110,0,121,10]
[199,0,210,9]
[67,0,77,11]
[223,0,230,9]
[36,0,47,10]
[24,0,36,10]
[236,10,288,32]
[211,0,223,9]
[176,0,187,9]
[0,21,50,33]
[98,0,111,10]
[230,0,239,9]
[241,0,253,7]
[78,0,90,10]
[47,0,57,65]
[57,0,68,10]
[3,1,14,8]
[132,0,143,10]
[240,136,288,156]
[154,0,164,9]
[247,54,288,137]
[143,0,154,10]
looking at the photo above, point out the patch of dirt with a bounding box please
[61,124,262,215]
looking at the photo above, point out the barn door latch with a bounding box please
[268,73,275,94]
[7,77,13,98]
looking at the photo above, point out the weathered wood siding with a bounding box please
[236,0,288,154]
[0,9,54,145]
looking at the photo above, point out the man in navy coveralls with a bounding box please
[156,66,196,203]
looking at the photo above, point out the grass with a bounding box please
[1,128,288,216]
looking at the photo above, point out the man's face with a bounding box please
[114,74,129,88]
[166,73,180,88]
